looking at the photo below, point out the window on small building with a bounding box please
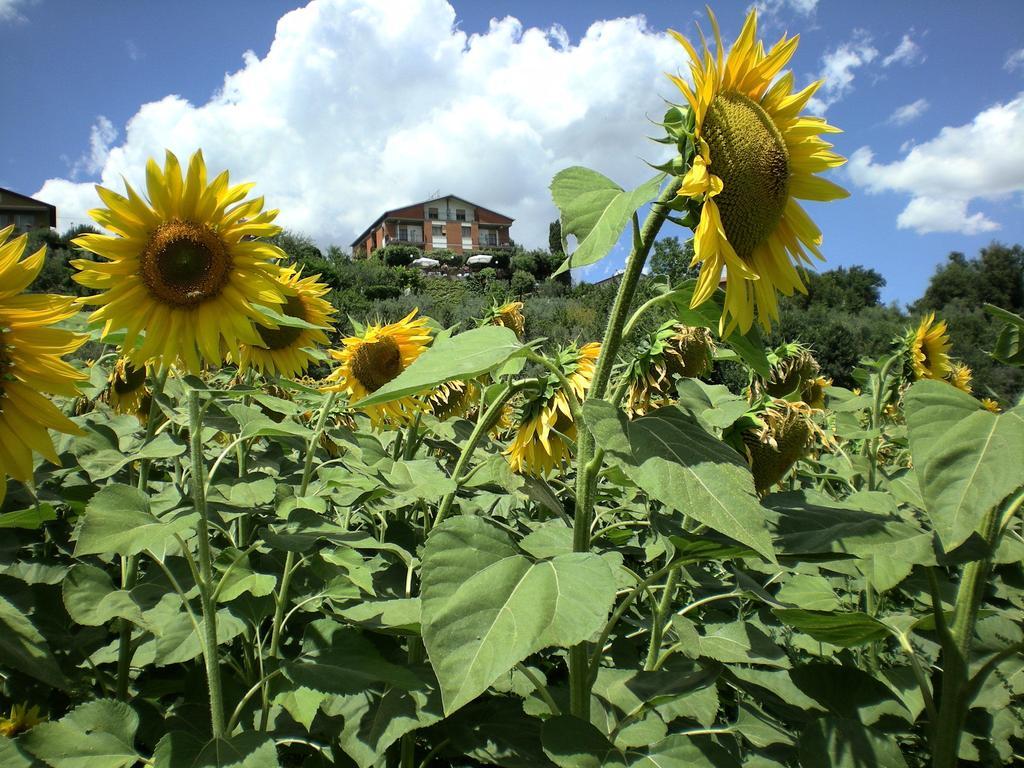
[428,207,439,220]
[15,213,36,231]
[455,209,466,221]
[461,225,471,237]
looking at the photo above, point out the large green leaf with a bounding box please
[773,609,891,648]
[550,168,663,274]
[75,484,194,558]
[152,732,279,768]
[798,718,908,768]
[420,516,618,714]
[357,325,524,408]
[62,564,158,631]
[584,400,775,561]
[985,303,1024,366]
[905,381,1024,552]
[0,594,68,689]
[21,700,139,768]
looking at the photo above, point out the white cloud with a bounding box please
[125,39,142,61]
[750,0,818,18]
[36,0,682,251]
[1006,48,1024,73]
[806,31,877,114]
[887,98,929,126]
[881,33,923,67]
[847,94,1024,234]
[71,116,118,179]
[0,0,29,23]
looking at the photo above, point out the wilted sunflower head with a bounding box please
[427,379,477,421]
[105,357,149,418]
[323,309,432,427]
[907,313,952,381]
[668,9,847,334]
[0,225,87,502]
[237,266,336,379]
[487,300,525,339]
[504,341,600,476]
[762,342,819,396]
[624,323,712,417]
[946,361,973,394]
[743,400,823,496]
[72,149,287,373]
[800,375,831,410]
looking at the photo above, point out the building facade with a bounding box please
[0,188,57,233]
[351,195,513,258]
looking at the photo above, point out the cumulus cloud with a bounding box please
[887,98,929,126]
[1006,48,1024,73]
[881,33,923,67]
[71,116,118,179]
[750,0,818,18]
[36,0,682,252]
[847,94,1024,234]
[806,31,877,114]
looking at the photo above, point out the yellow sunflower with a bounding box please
[0,702,44,737]
[980,398,1001,414]
[72,149,286,373]
[0,226,87,502]
[105,357,149,417]
[505,342,599,476]
[237,266,336,379]
[323,309,432,427]
[624,324,713,417]
[427,379,477,421]
[947,361,972,393]
[488,300,525,339]
[908,313,952,380]
[669,9,848,333]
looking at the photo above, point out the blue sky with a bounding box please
[2,0,1023,306]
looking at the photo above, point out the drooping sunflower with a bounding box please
[0,226,87,502]
[105,357,149,417]
[237,266,335,379]
[624,323,713,417]
[754,341,829,408]
[486,300,525,339]
[907,313,952,381]
[72,149,286,373]
[946,361,973,393]
[505,342,599,476]
[427,379,477,421]
[323,310,432,427]
[669,9,848,333]
[741,399,824,496]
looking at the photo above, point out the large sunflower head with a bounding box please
[72,149,287,373]
[907,313,952,381]
[323,309,432,427]
[0,226,87,502]
[237,266,336,379]
[505,342,599,476]
[669,9,848,334]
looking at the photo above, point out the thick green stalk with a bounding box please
[188,388,226,739]
[569,178,681,719]
[268,392,338,658]
[115,367,170,701]
[930,504,1004,768]
[644,565,679,670]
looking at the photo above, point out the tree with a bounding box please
[549,219,564,256]
[791,265,887,313]
[649,237,699,285]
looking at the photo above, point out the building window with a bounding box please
[397,224,422,243]
[479,229,498,247]
[455,208,466,221]
[432,225,444,237]
[15,213,36,231]
[428,207,439,220]
[461,225,471,237]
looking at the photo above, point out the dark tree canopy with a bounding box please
[649,236,699,285]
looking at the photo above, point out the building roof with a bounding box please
[0,187,57,228]
[350,194,514,249]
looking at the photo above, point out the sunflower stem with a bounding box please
[188,387,226,739]
[569,177,680,720]
[115,367,170,702]
[268,391,338,659]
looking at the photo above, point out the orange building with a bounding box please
[351,195,513,258]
